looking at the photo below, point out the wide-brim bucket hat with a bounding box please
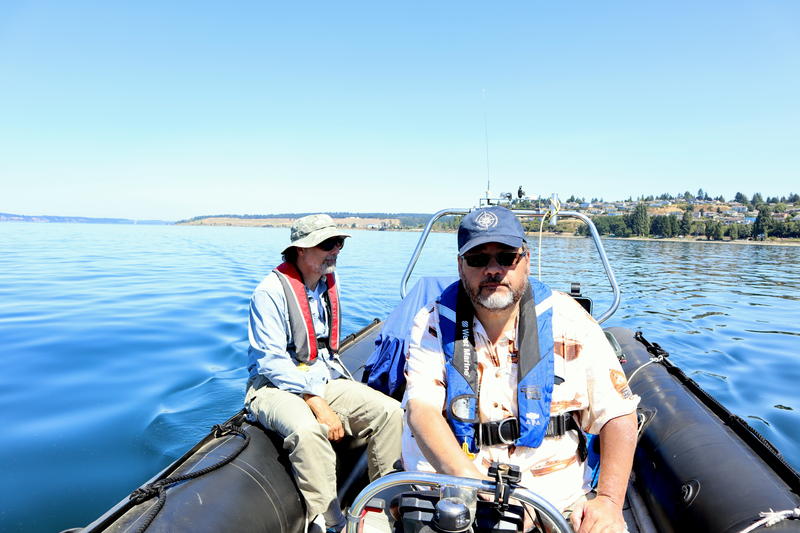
[282,213,351,254]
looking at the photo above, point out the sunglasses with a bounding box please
[316,237,345,251]
[461,251,526,268]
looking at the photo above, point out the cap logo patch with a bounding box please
[475,210,498,230]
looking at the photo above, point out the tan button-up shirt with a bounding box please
[402,290,639,511]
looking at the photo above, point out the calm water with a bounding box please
[1,223,799,532]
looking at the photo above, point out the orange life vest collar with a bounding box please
[274,262,340,363]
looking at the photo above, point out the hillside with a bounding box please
[0,212,168,225]
[180,215,402,229]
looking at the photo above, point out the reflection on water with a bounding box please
[0,223,798,532]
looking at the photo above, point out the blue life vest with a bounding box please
[437,279,555,455]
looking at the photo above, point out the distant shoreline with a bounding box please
[176,215,400,229]
[176,217,800,247]
[6,214,798,247]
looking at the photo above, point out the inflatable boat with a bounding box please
[65,201,800,533]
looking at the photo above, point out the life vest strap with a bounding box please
[474,413,588,461]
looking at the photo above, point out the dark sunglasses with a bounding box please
[316,237,345,251]
[462,251,526,268]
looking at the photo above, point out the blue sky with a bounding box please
[1,1,798,220]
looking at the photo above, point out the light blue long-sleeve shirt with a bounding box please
[247,270,345,397]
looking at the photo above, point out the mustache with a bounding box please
[479,274,509,287]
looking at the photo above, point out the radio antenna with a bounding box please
[482,88,491,200]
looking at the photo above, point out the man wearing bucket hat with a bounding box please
[245,214,402,533]
[402,206,639,533]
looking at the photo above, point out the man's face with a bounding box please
[297,237,343,279]
[458,242,529,312]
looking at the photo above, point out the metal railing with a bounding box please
[399,208,621,323]
[346,471,572,533]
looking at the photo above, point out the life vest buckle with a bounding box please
[495,418,519,445]
[475,417,520,447]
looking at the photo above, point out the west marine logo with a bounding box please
[461,321,471,376]
[475,210,498,230]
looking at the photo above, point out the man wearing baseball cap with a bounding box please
[245,214,402,533]
[402,206,639,532]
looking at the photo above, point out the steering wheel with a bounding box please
[346,471,573,533]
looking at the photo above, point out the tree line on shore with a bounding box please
[378,190,800,240]
[576,195,800,240]
[433,190,800,240]
[566,190,800,207]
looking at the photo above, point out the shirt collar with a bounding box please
[472,314,518,344]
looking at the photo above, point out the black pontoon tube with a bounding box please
[609,327,800,533]
[75,413,305,533]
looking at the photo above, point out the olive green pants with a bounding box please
[245,376,402,519]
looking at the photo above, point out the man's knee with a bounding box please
[385,401,403,428]
[362,386,401,416]
[367,393,403,432]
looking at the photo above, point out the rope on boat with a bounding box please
[127,422,251,533]
[626,331,669,386]
[626,359,661,385]
[736,507,800,532]
[332,351,356,381]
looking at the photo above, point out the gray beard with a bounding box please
[322,264,336,275]
[477,290,516,310]
[464,277,525,312]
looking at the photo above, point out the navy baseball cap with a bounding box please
[458,206,527,254]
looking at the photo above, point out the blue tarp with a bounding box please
[362,276,456,399]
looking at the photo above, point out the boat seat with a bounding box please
[363,276,457,399]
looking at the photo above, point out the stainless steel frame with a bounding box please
[346,471,572,533]
[399,208,621,323]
